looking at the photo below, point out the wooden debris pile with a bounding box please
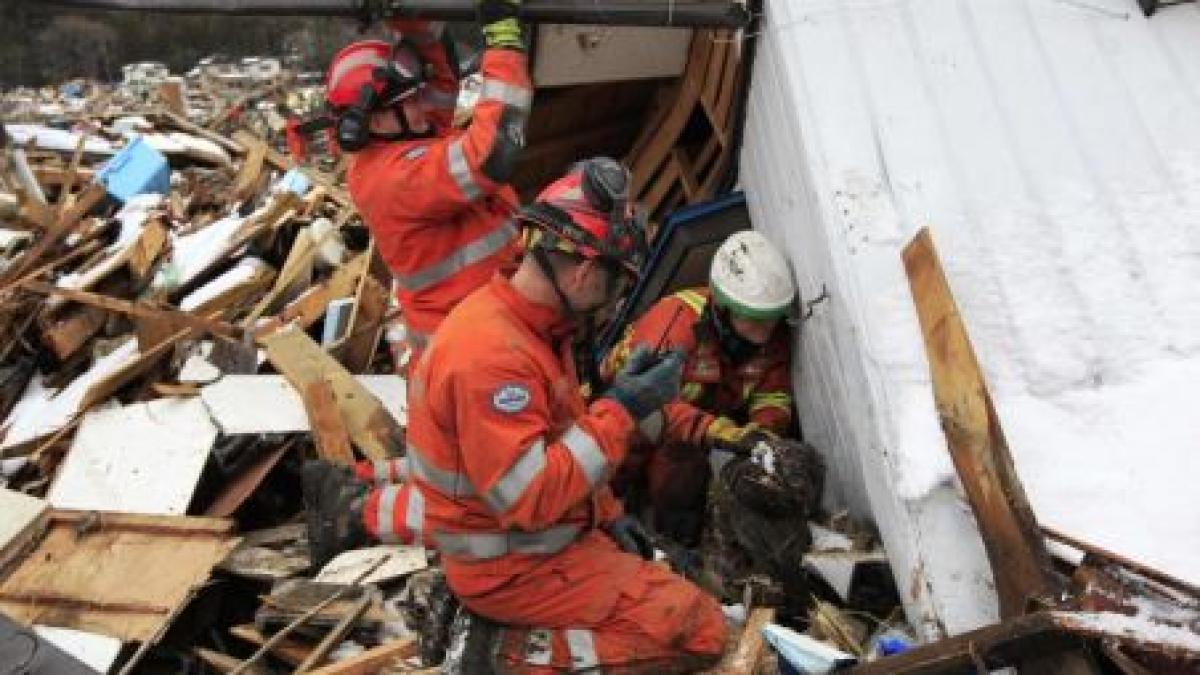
[0,107,431,673]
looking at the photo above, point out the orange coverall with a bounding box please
[602,287,793,543]
[347,37,529,363]
[392,275,726,672]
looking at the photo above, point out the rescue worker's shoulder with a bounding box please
[346,139,439,202]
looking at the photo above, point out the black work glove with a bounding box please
[602,346,685,422]
[606,515,655,560]
[477,0,524,50]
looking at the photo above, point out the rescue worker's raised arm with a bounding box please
[398,0,532,220]
[747,364,793,434]
[453,361,637,532]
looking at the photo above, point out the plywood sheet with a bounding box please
[0,511,238,642]
[200,375,406,434]
[533,25,691,87]
[0,488,48,568]
[48,397,218,515]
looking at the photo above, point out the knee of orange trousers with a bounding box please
[491,561,727,673]
[646,443,711,512]
[361,484,423,546]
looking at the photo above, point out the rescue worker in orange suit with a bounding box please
[602,230,798,547]
[323,0,531,365]
[303,158,728,673]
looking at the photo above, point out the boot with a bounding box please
[442,607,501,674]
[302,459,372,571]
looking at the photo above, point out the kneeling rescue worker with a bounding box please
[304,158,728,672]
[602,230,798,547]
[324,0,531,365]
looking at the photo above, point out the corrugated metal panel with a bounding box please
[742,0,1200,637]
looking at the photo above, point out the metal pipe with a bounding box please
[41,0,750,27]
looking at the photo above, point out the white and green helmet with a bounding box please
[709,230,797,320]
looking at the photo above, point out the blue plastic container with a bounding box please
[97,136,170,203]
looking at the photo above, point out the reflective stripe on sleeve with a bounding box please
[480,79,532,111]
[483,438,546,513]
[404,484,425,542]
[561,423,608,488]
[566,628,599,670]
[748,391,792,415]
[673,289,709,316]
[448,137,483,201]
[376,484,402,543]
[393,219,517,292]
[407,443,476,498]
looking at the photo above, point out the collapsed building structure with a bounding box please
[1,0,1198,672]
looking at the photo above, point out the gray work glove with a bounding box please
[606,515,654,560]
[602,346,685,422]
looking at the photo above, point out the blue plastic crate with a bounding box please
[97,136,170,203]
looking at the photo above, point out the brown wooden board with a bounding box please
[262,326,403,460]
[304,380,356,465]
[903,228,1060,617]
[722,607,775,674]
[0,510,239,642]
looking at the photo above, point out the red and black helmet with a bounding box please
[519,157,648,278]
[325,40,426,111]
[324,40,428,151]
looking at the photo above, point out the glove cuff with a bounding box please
[602,389,651,422]
[482,17,526,51]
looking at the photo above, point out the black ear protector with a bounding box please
[334,83,378,152]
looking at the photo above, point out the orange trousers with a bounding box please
[448,531,727,673]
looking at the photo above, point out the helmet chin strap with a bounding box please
[532,247,604,391]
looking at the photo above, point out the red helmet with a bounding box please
[520,158,648,277]
[325,40,426,112]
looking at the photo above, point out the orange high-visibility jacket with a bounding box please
[347,47,530,359]
[405,275,636,599]
[603,287,794,445]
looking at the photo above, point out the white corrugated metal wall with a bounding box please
[741,0,1200,637]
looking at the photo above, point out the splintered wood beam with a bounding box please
[304,637,419,675]
[902,228,1059,616]
[723,607,776,675]
[903,228,1102,675]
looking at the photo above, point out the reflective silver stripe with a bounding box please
[483,438,546,513]
[480,79,532,111]
[448,137,483,201]
[566,628,599,670]
[407,444,475,497]
[328,52,388,95]
[392,457,410,481]
[374,461,391,485]
[638,410,665,445]
[376,484,402,543]
[422,87,459,110]
[404,484,425,542]
[524,628,554,666]
[434,524,581,560]
[561,424,608,488]
[394,220,518,292]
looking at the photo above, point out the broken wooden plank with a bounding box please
[336,273,388,373]
[903,227,1061,617]
[228,624,311,667]
[0,488,50,573]
[295,593,373,672]
[846,612,1085,675]
[903,228,1101,675]
[205,442,292,518]
[305,380,356,465]
[262,327,404,459]
[0,510,239,642]
[304,638,419,675]
[40,304,107,362]
[723,607,776,675]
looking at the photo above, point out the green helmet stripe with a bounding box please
[711,284,790,320]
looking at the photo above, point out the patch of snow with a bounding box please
[34,626,122,672]
[4,124,115,154]
[1053,611,1200,653]
[179,256,269,311]
[1,339,139,450]
[156,214,244,292]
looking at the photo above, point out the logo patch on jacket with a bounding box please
[492,384,531,414]
[403,145,429,161]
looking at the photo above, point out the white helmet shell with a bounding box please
[710,230,797,319]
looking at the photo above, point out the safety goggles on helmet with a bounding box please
[519,157,648,279]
